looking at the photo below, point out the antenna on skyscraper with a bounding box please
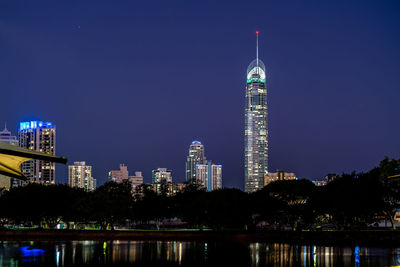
[256,30,259,71]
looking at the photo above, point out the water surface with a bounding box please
[0,240,398,266]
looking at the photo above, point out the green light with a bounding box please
[247,78,265,83]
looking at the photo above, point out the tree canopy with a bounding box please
[0,157,398,231]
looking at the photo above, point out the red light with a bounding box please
[256,30,259,34]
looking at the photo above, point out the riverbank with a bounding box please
[0,229,399,246]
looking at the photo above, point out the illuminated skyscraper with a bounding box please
[195,161,222,191]
[195,164,208,188]
[245,32,268,193]
[210,163,222,190]
[68,161,96,191]
[185,141,206,182]
[18,121,56,184]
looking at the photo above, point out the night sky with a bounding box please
[1,1,399,189]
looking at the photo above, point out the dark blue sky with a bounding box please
[1,0,399,189]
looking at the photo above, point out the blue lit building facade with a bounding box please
[245,34,268,193]
[18,121,56,184]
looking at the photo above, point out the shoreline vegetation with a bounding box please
[0,229,399,246]
[0,157,399,241]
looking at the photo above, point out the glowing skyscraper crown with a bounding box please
[246,31,266,80]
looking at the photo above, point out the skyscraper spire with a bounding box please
[256,30,259,68]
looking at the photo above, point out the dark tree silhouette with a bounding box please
[0,156,398,231]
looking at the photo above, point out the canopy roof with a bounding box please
[0,142,67,181]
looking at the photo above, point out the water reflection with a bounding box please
[0,240,398,266]
[248,243,399,267]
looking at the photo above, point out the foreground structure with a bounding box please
[0,141,66,181]
[0,126,19,189]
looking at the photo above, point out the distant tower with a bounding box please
[210,163,222,190]
[152,168,173,184]
[18,121,56,184]
[152,168,173,194]
[245,31,268,193]
[185,141,206,182]
[0,124,18,146]
[108,164,129,183]
[195,161,222,191]
[129,171,143,192]
[68,161,96,191]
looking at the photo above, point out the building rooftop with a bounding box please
[19,121,55,130]
[191,140,202,145]
[246,59,266,80]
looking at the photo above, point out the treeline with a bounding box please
[0,157,399,231]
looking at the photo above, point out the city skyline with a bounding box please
[0,2,399,266]
[2,1,399,189]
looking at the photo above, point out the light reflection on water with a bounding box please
[0,240,398,266]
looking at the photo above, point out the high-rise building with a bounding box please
[19,121,56,184]
[109,164,144,193]
[152,168,173,195]
[245,32,268,193]
[0,125,18,146]
[210,163,222,190]
[195,164,208,189]
[195,161,222,191]
[0,125,19,190]
[151,182,185,196]
[68,161,96,191]
[152,168,172,184]
[129,171,143,192]
[108,163,129,183]
[185,141,206,182]
[264,170,297,187]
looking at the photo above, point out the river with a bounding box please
[0,240,398,266]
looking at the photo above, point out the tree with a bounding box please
[376,157,400,229]
[310,172,384,230]
[205,189,251,230]
[87,181,133,230]
[260,179,315,230]
[133,186,171,230]
[182,178,206,193]
[174,189,208,229]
